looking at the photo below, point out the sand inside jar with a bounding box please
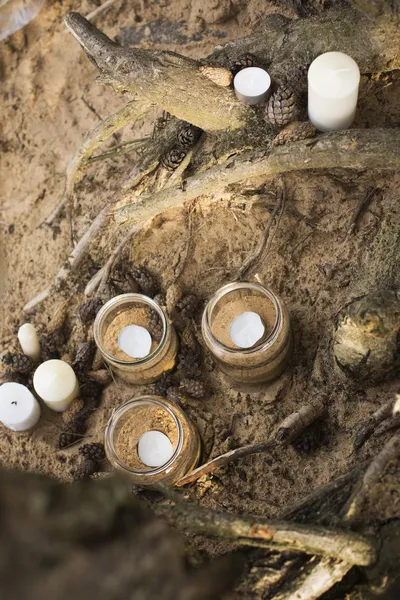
[114,405,179,470]
[103,306,159,361]
[211,294,277,349]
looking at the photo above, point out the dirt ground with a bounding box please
[1,1,400,593]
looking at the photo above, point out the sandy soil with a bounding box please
[1,2,400,593]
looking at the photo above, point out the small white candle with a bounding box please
[118,324,152,359]
[0,382,41,431]
[138,430,174,468]
[18,323,40,362]
[33,359,79,412]
[308,52,360,132]
[230,311,265,348]
[234,67,271,105]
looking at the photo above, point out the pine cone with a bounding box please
[272,121,316,147]
[111,264,140,294]
[148,308,163,342]
[80,378,103,406]
[182,378,205,399]
[154,373,176,397]
[79,442,106,461]
[40,331,62,361]
[1,353,34,375]
[180,323,198,351]
[72,340,96,379]
[73,458,97,481]
[166,282,183,317]
[131,267,157,298]
[154,293,166,308]
[230,53,256,77]
[177,124,202,149]
[178,347,202,379]
[176,294,199,320]
[77,297,103,325]
[0,371,26,386]
[161,147,186,171]
[62,398,85,424]
[293,422,324,455]
[47,299,69,333]
[58,419,86,449]
[266,85,297,127]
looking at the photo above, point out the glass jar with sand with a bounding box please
[202,282,293,384]
[94,294,178,384]
[105,396,201,486]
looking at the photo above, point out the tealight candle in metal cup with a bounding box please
[201,282,293,384]
[104,396,201,486]
[94,294,178,384]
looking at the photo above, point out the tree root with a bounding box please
[354,398,396,450]
[342,432,400,526]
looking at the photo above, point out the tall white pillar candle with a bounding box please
[308,52,360,132]
[0,382,41,431]
[18,323,41,362]
[234,67,271,105]
[33,359,79,412]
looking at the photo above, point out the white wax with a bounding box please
[137,430,174,468]
[230,311,265,349]
[0,382,41,431]
[308,52,360,132]
[18,323,40,362]
[33,360,79,412]
[234,67,271,105]
[118,324,152,359]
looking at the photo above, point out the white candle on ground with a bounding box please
[33,360,79,412]
[18,323,40,362]
[230,311,265,348]
[0,382,41,431]
[138,430,174,468]
[118,324,152,359]
[234,67,271,105]
[308,52,360,132]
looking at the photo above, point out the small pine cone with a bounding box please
[166,386,187,405]
[154,373,176,397]
[182,378,205,399]
[1,353,34,375]
[153,293,166,308]
[111,264,140,295]
[62,398,85,424]
[176,294,199,320]
[293,423,323,455]
[47,299,69,333]
[180,322,198,351]
[178,347,202,379]
[0,371,26,386]
[271,121,316,147]
[77,297,103,325]
[148,308,163,342]
[131,267,157,298]
[73,458,97,481]
[166,282,183,317]
[266,85,297,127]
[72,340,96,379]
[58,419,86,449]
[177,124,202,149]
[80,378,104,406]
[79,442,106,461]
[161,147,186,171]
[40,331,62,361]
[230,53,256,76]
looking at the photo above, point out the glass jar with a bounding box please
[105,396,201,486]
[202,282,293,384]
[94,294,178,384]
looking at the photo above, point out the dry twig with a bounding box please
[343,186,378,241]
[353,398,396,450]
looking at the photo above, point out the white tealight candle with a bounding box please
[33,359,79,412]
[308,52,360,132]
[137,430,174,468]
[0,382,41,431]
[234,67,271,105]
[18,323,40,362]
[230,311,265,349]
[118,324,152,359]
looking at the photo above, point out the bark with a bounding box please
[117,129,400,224]
[64,8,400,133]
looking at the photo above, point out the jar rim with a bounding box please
[94,293,168,366]
[105,396,184,477]
[202,281,283,356]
